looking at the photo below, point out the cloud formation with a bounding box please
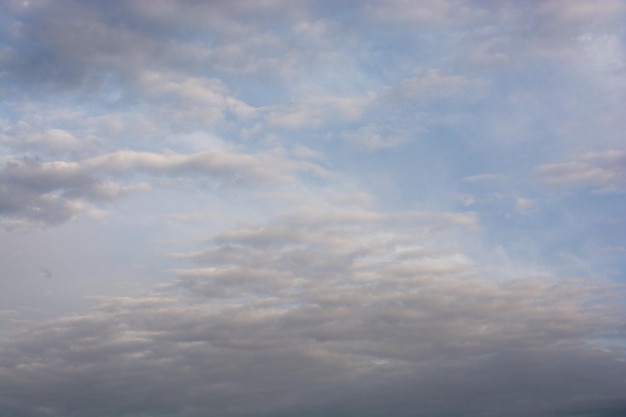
[2,208,625,417]
[0,148,328,229]
[536,150,626,193]
[1,1,625,417]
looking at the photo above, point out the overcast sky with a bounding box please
[1,1,626,416]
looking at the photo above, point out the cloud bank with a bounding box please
[3,209,625,417]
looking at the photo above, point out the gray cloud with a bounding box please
[1,0,310,93]
[2,209,624,417]
[0,149,328,229]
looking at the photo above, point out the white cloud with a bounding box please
[578,33,625,73]
[536,150,626,193]
[329,192,375,208]
[463,173,506,183]
[265,93,376,129]
[0,125,79,154]
[341,124,409,151]
[539,0,625,24]
[381,69,471,102]
[137,71,259,127]
[364,0,473,25]
[515,197,535,212]
[0,148,330,229]
[457,193,476,207]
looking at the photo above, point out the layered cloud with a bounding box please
[2,208,625,417]
[0,148,329,229]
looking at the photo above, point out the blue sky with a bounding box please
[1,1,625,416]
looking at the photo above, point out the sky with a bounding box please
[1,1,625,416]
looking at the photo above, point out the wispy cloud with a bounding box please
[0,148,329,229]
[536,150,626,193]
